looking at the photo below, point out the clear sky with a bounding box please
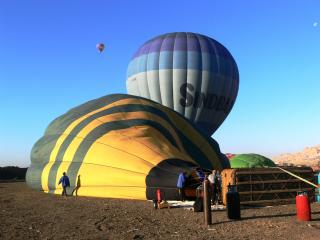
[1,0,319,167]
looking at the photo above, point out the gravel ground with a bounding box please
[0,182,319,240]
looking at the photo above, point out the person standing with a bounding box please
[177,172,186,201]
[72,175,81,196]
[215,170,222,204]
[58,172,70,196]
[208,170,217,204]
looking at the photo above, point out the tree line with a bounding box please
[0,167,27,180]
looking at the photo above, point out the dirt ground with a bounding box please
[0,182,319,240]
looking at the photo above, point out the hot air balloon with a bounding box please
[126,32,239,136]
[96,43,105,53]
[26,94,229,200]
[225,153,236,160]
[229,154,276,168]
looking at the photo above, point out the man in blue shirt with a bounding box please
[58,172,70,196]
[177,172,186,201]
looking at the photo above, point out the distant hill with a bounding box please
[273,145,320,167]
[0,166,27,180]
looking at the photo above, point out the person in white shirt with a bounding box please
[208,170,216,204]
[215,170,222,204]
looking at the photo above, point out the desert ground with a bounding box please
[0,182,319,240]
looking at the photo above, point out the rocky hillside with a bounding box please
[273,145,320,167]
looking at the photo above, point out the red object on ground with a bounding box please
[156,189,162,203]
[296,193,311,221]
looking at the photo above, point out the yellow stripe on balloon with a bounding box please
[73,126,194,198]
[52,111,191,193]
[41,97,151,191]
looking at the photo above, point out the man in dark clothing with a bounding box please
[177,172,186,201]
[195,167,205,182]
[72,175,81,196]
[58,172,70,196]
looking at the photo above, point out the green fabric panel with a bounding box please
[230,154,276,168]
[45,94,129,136]
[31,135,60,164]
[26,135,61,190]
[26,164,45,190]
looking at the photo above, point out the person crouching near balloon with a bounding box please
[177,171,187,201]
[58,172,70,196]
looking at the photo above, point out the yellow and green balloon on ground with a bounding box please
[26,94,229,200]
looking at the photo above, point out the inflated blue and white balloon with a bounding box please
[126,32,239,136]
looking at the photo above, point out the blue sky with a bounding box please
[1,0,319,167]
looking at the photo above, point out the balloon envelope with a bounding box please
[230,154,276,168]
[126,32,239,135]
[26,94,229,200]
[96,43,105,53]
[225,153,236,159]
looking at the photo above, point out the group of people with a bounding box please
[177,168,222,204]
[59,169,222,203]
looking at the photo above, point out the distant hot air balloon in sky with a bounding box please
[96,43,105,53]
[126,32,239,136]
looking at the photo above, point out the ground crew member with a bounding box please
[58,172,70,196]
[177,172,186,201]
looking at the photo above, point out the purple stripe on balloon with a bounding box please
[160,34,175,51]
[133,43,150,58]
[173,32,187,51]
[131,32,233,60]
[149,38,164,52]
[187,33,201,52]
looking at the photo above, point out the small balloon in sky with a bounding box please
[96,43,105,53]
[313,22,318,27]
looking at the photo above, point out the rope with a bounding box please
[272,166,319,188]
